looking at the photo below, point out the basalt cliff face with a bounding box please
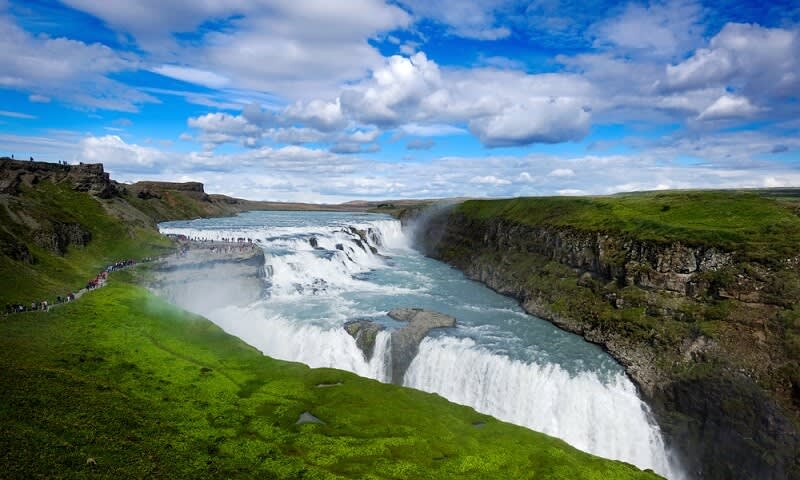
[413,207,800,480]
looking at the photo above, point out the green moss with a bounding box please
[0,281,661,479]
[458,191,800,261]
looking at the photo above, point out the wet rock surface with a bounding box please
[388,308,457,384]
[344,320,384,361]
[344,308,456,384]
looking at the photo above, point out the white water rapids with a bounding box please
[160,211,683,479]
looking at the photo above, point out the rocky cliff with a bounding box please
[414,202,800,480]
[0,157,117,198]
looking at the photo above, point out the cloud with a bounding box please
[471,175,512,186]
[549,168,575,177]
[0,110,36,119]
[182,52,591,149]
[557,189,586,196]
[329,142,380,155]
[65,1,410,99]
[697,94,762,120]
[183,51,593,150]
[285,99,347,132]
[0,11,154,111]
[9,129,800,203]
[592,0,704,59]
[406,138,435,150]
[152,65,230,89]
[399,123,467,136]
[469,97,590,147]
[664,23,800,100]
[187,112,261,147]
[397,0,513,40]
[0,10,163,112]
[266,127,328,145]
[78,135,169,171]
[340,52,443,127]
[28,94,51,104]
[59,0,239,52]
[336,52,594,147]
[345,129,382,143]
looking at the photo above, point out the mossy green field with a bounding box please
[0,280,661,479]
[459,191,800,261]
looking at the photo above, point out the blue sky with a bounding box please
[0,0,798,201]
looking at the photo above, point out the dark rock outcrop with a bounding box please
[32,222,92,255]
[0,235,33,264]
[344,320,384,360]
[344,308,457,383]
[0,158,117,198]
[387,308,457,384]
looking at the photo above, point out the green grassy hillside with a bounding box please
[0,280,661,479]
[461,191,800,261]
[0,182,172,306]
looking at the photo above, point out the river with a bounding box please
[160,210,682,479]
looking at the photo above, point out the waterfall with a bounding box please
[159,211,682,479]
[404,336,676,477]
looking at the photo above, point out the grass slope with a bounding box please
[0,181,172,306]
[460,191,800,261]
[0,279,661,479]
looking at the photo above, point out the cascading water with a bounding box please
[160,211,683,479]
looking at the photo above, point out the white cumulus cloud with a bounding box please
[697,95,762,121]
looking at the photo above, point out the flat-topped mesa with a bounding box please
[130,181,205,193]
[0,157,116,198]
[127,181,209,201]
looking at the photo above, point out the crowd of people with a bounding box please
[4,259,137,315]
[166,234,259,258]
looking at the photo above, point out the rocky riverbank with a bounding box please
[411,201,800,480]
